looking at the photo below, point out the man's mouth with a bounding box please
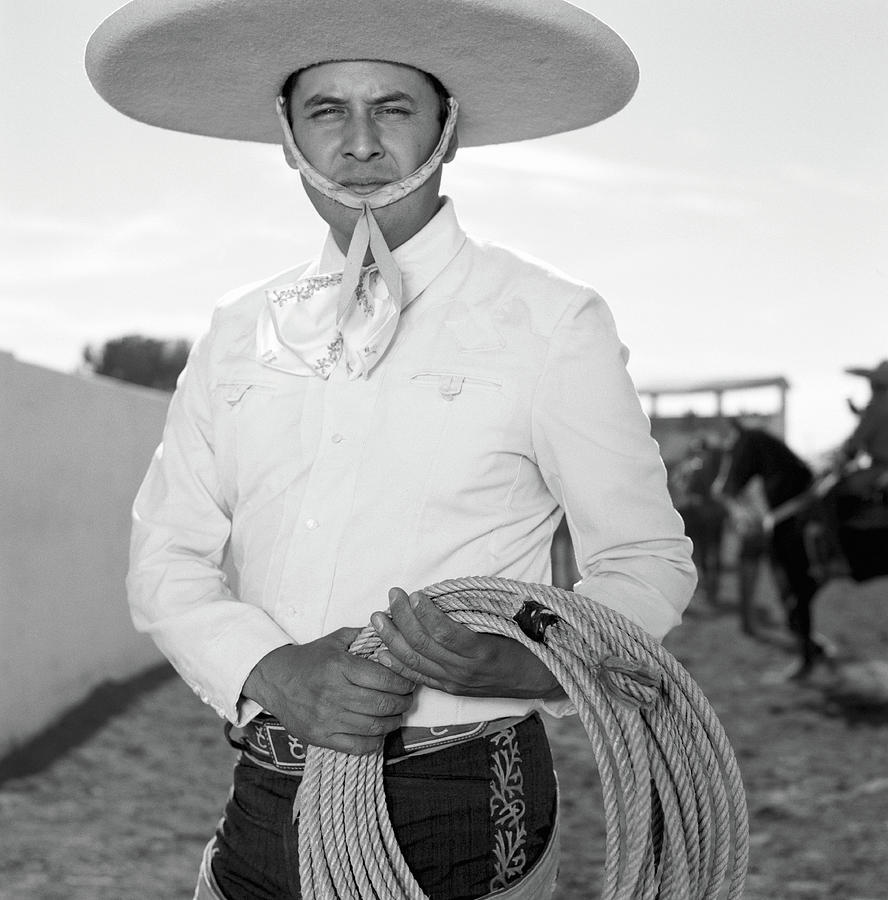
[340,179,390,195]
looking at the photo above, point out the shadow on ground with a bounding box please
[0,663,175,786]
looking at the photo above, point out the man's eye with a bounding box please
[310,107,343,119]
[377,107,410,118]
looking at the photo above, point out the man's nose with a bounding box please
[341,114,383,161]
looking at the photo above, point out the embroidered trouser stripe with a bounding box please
[488,725,527,892]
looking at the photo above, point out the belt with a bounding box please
[227,713,530,775]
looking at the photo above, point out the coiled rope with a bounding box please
[295,577,749,899]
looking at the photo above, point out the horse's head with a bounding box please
[713,423,814,509]
[712,422,756,500]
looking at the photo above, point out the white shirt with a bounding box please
[128,199,696,727]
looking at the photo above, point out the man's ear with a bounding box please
[443,126,459,164]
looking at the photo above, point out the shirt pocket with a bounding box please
[404,372,507,467]
[375,369,521,513]
[408,371,503,400]
[211,374,309,517]
[217,382,266,407]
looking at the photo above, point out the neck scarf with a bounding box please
[265,95,459,379]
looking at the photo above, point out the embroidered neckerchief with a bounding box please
[262,265,399,379]
[256,199,468,380]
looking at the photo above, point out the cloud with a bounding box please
[457,141,709,189]
[0,206,303,295]
[451,142,761,226]
[0,212,190,289]
[778,163,875,199]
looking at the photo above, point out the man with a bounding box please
[841,360,888,477]
[825,360,888,582]
[86,2,696,897]
[668,434,727,606]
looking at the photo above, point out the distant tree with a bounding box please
[82,335,191,392]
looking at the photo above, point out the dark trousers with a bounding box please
[770,516,820,658]
[211,713,557,900]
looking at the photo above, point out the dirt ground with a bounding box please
[1,569,887,900]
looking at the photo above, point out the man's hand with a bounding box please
[242,628,416,755]
[371,588,565,701]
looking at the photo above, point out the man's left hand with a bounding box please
[371,588,564,701]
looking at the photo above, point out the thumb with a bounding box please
[329,626,364,649]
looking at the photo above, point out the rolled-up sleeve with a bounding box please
[532,288,696,641]
[127,310,293,725]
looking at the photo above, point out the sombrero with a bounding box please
[846,360,888,387]
[85,0,639,148]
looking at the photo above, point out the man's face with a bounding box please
[287,60,454,250]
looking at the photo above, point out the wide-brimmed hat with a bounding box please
[85,0,639,148]
[846,360,888,387]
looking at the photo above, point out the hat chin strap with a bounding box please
[275,96,459,324]
[276,96,458,211]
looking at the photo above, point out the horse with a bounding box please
[714,422,888,678]
[669,437,728,604]
[826,466,888,583]
[713,423,830,677]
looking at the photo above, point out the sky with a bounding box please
[2,1,886,458]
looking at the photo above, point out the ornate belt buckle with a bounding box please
[264,723,308,771]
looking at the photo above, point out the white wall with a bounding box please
[0,352,170,758]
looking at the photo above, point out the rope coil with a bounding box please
[295,577,749,899]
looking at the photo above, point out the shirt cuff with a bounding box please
[233,695,267,728]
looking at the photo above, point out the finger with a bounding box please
[308,722,391,755]
[337,682,416,720]
[333,708,407,738]
[333,737,381,755]
[276,708,403,756]
[328,625,365,650]
[386,589,460,666]
[371,604,450,679]
[410,593,477,654]
[344,653,416,694]
[375,648,445,691]
[319,718,404,756]
[325,733,387,756]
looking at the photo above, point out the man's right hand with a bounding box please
[242,628,416,755]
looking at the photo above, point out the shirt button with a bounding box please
[331,433,344,444]
[305,518,319,530]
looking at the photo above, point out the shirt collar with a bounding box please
[318,197,466,310]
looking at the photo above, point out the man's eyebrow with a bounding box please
[300,90,418,108]
[369,91,417,105]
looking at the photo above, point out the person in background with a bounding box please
[839,360,888,482]
[823,360,888,582]
[86,1,696,897]
[669,434,727,605]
